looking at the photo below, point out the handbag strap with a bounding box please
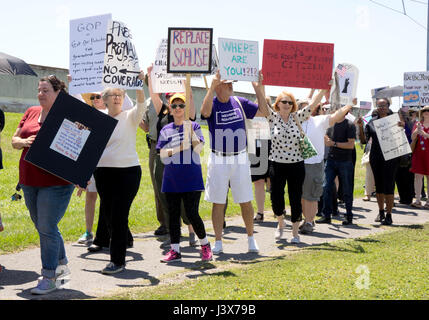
[233,96,248,133]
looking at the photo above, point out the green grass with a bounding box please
[107,224,429,300]
[0,111,366,254]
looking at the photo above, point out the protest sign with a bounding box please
[103,20,143,90]
[335,63,359,105]
[167,28,213,74]
[218,38,259,82]
[25,92,118,188]
[403,71,429,106]
[373,113,411,161]
[69,14,111,95]
[151,39,186,93]
[262,39,334,89]
[360,101,372,110]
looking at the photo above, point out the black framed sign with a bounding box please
[25,91,118,188]
[167,27,213,74]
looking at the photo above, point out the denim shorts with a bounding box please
[302,162,325,201]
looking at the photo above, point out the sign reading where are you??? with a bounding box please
[103,20,143,90]
[167,28,213,74]
[218,38,259,82]
[262,39,334,89]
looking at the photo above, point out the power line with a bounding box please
[409,0,427,5]
[369,0,427,30]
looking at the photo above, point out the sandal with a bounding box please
[254,213,264,222]
[411,201,423,208]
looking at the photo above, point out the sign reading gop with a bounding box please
[167,28,213,74]
[218,38,259,82]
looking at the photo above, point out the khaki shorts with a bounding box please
[302,162,324,202]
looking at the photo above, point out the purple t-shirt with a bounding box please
[156,121,205,193]
[201,96,258,153]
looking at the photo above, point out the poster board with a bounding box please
[25,92,118,188]
[373,113,411,161]
[69,14,111,95]
[262,39,334,89]
[102,20,143,90]
[167,27,213,74]
[335,63,359,105]
[403,71,429,106]
[218,38,259,82]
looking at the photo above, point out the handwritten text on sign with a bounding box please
[262,39,334,89]
[373,113,411,161]
[69,14,111,95]
[103,20,143,90]
[167,28,213,73]
[403,71,429,106]
[50,119,91,161]
[219,38,259,82]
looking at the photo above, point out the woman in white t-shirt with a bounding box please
[300,101,355,234]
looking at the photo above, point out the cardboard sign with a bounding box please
[167,28,213,74]
[403,72,429,106]
[218,38,259,82]
[103,20,143,90]
[69,14,111,95]
[151,39,186,93]
[262,39,334,89]
[25,92,118,188]
[335,63,359,105]
[373,113,411,161]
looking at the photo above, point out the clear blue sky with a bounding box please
[1,0,427,110]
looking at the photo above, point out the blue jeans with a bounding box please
[322,159,354,220]
[21,184,74,278]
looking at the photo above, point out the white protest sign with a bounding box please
[50,119,91,161]
[373,113,411,161]
[103,20,143,90]
[335,63,359,105]
[403,71,429,106]
[151,39,186,93]
[218,38,259,82]
[69,14,111,95]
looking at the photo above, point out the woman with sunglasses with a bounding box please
[410,105,429,209]
[357,98,403,225]
[267,89,326,243]
[157,93,212,262]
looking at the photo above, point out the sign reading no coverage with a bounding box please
[167,28,213,74]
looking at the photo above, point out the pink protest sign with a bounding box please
[167,28,213,74]
[262,39,334,89]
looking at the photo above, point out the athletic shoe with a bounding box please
[201,244,213,262]
[248,238,259,253]
[31,278,57,295]
[290,236,301,244]
[189,233,198,247]
[212,241,223,255]
[154,225,168,236]
[375,211,385,223]
[381,214,393,225]
[299,222,314,234]
[161,249,182,263]
[87,244,103,252]
[101,262,125,275]
[77,231,93,244]
[274,226,283,240]
[316,217,331,224]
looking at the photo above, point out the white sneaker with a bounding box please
[274,226,284,240]
[212,241,223,255]
[248,237,259,253]
[291,236,301,244]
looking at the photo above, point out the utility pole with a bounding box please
[427,1,429,70]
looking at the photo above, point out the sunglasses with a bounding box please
[171,104,186,109]
[280,100,294,105]
[90,95,101,100]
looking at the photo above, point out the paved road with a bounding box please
[0,197,427,300]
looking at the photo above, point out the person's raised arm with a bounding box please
[147,64,163,115]
[200,70,223,119]
[308,89,327,114]
[252,70,269,118]
[329,98,356,127]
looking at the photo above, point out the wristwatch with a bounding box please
[333,142,337,147]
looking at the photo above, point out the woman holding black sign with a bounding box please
[93,75,147,275]
[11,75,75,295]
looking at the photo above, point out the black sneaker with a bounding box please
[154,225,168,236]
[342,220,353,226]
[87,244,103,252]
[316,217,331,224]
[381,214,392,225]
[375,211,385,223]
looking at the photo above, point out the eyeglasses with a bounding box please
[377,104,388,108]
[90,95,101,100]
[280,100,294,105]
[171,104,186,109]
[107,94,123,98]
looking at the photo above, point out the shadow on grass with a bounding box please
[304,242,367,254]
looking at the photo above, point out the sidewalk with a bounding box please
[0,197,427,300]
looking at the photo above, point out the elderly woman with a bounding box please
[93,83,147,275]
[267,89,326,243]
[12,75,75,295]
[157,93,212,262]
[410,105,429,208]
[358,98,403,225]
